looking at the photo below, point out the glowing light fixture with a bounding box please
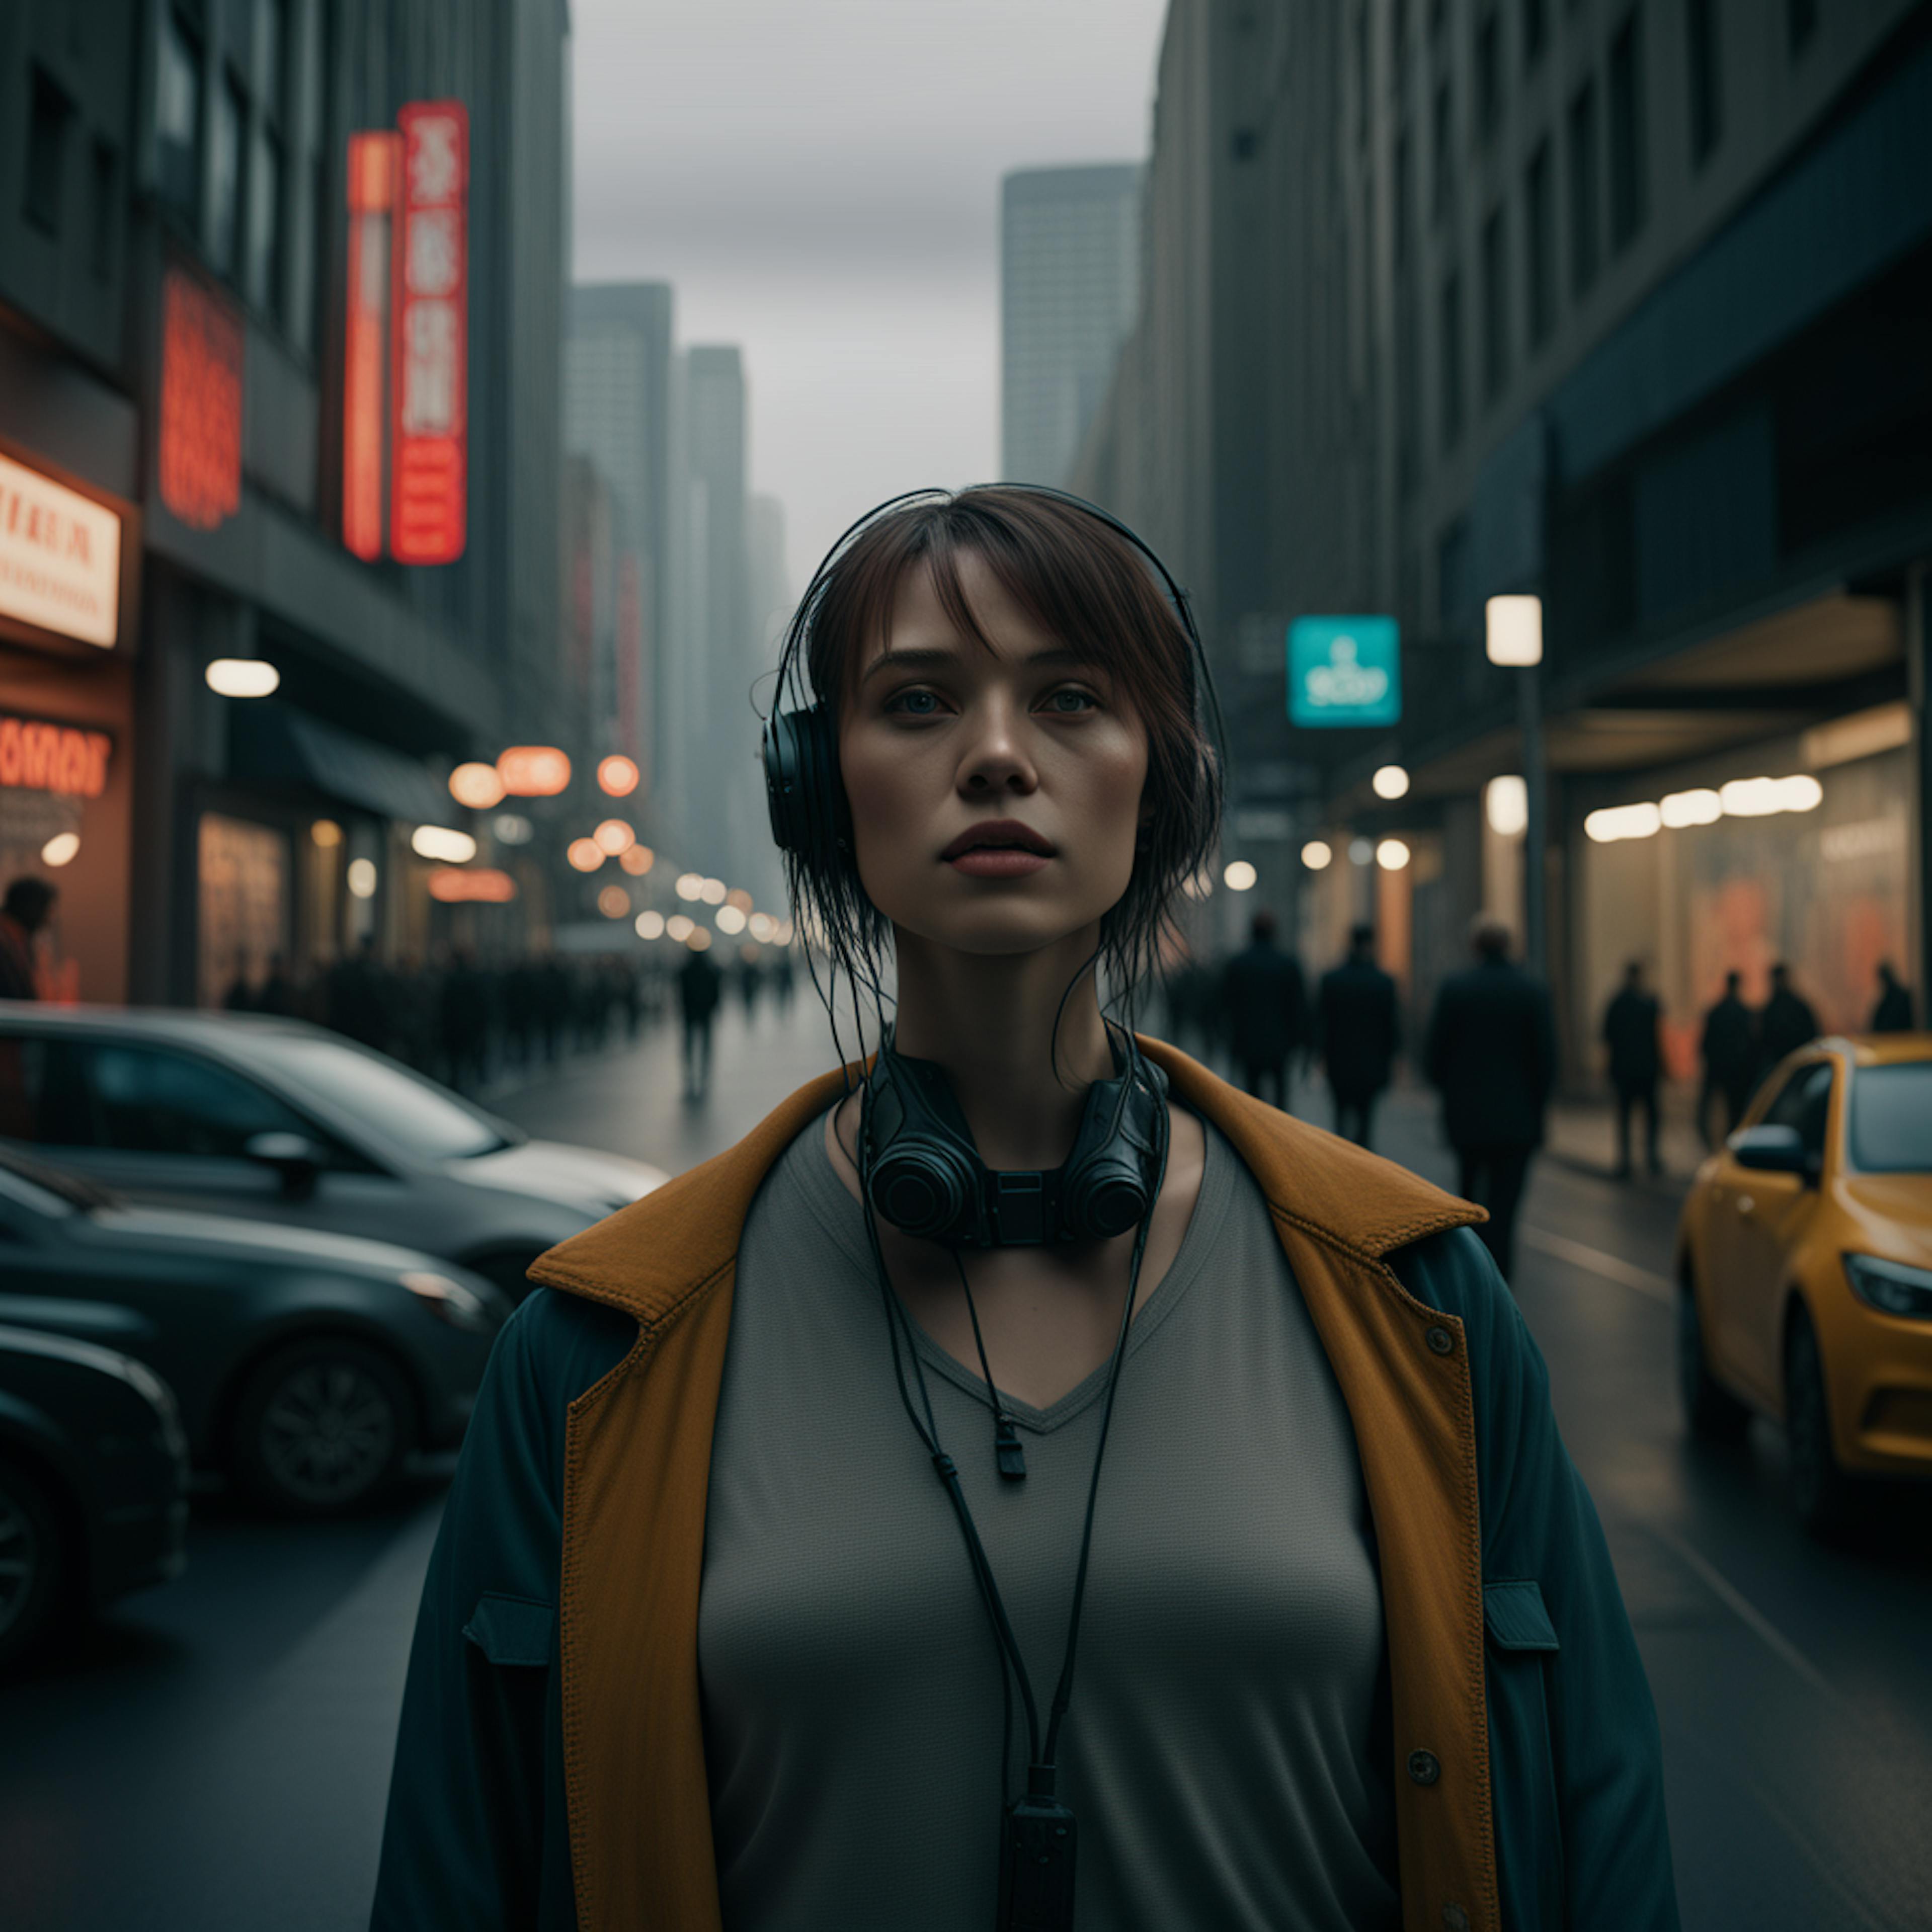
[725,887,754,913]
[40,832,79,867]
[1349,838,1375,866]
[748,911,776,942]
[1660,788,1722,829]
[666,913,695,943]
[594,818,635,856]
[311,819,344,848]
[1223,860,1257,892]
[1485,775,1528,837]
[773,919,795,946]
[688,927,713,951]
[1301,840,1333,871]
[347,858,378,899]
[205,658,280,698]
[597,754,640,796]
[496,746,571,797]
[700,877,727,905]
[411,824,477,863]
[1584,803,1663,844]
[492,812,532,845]
[716,904,748,935]
[1372,764,1410,801]
[428,866,515,903]
[597,884,631,919]
[566,838,604,872]
[1484,595,1543,667]
[635,910,666,940]
[675,872,703,901]
[448,762,506,809]
[1182,869,1213,900]
[619,845,652,875]
[1376,838,1411,871]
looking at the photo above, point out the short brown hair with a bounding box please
[774,486,1223,1013]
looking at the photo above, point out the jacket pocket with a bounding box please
[1483,1578,1565,1931]
[463,1590,554,1668]
[461,1592,554,1912]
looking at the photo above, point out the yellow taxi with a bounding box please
[1676,1033,1932,1535]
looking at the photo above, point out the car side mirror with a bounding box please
[244,1131,326,1200]
[1727,1123,1812,1177]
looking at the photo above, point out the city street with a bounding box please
[5,997,1929,1932]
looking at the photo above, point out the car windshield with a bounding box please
[238,1033,516,1161]
[1848,1064,1932,1173]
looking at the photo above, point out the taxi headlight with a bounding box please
[1843,1254,1932,1321]
[403,1270,500,1335]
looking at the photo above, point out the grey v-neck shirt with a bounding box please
[698,1111,1400,1932]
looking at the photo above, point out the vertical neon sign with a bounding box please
[342,132,399,560]
[389,101,468,565]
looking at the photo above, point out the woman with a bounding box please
[372,488,1676,1932]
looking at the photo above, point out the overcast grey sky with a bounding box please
[570,0,1169,594]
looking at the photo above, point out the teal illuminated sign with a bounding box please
[1287,616,1401,727]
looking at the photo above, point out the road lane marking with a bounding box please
[1647,1521,1843,1707]
[1519,1225,1674,1305]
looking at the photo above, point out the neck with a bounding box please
[888,924,1116,1170]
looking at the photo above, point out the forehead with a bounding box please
[862,548,1065,664]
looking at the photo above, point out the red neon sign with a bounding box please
[343,132,400,561]
[389,101,468,565]
[159,268,244,532]
[0,715,112,796]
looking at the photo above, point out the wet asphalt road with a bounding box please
[4,996,1929,1932]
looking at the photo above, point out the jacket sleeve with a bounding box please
[369,1287,635,1932]
[1391,1229,1680,1932]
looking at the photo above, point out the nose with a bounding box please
[955,692,1039,800]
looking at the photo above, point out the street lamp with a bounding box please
[1486,594,1547,977]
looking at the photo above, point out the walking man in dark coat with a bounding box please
[1219,909,1308,1111]
[1602,960,1663,1178]
[1697,972,1755,1146]
[0,877,54,1001]
[1757,961,1819,1088]
[1871,961,1915,1033]
[1424,915,1556,1281]
[1315,922,1399,1149]
[678,943,725,1101]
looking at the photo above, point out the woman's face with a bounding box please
[837,550,1149,959]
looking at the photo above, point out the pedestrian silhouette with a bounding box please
[772,950,796,1014]
[1315,923,1399,1148]
[1424,915,1555,1282]
[258,951,297,1016]
[1871,960,1915,1033]
[1756,961,1819,1087]
[1697,971,1755,1146]
[1602,961,1663,1178]
[737,951,762,1022]
[678,944,725,1100]
[1220,909,1308,1110]
[0,877,55,1001]
[222,948,256,1012]
[440,948,492,1090]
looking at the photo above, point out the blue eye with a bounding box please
[887,688,942,717]
[1043,688,1098,714]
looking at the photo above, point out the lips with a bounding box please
[940,820,1056,861]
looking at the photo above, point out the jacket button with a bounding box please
[1407,1748,1441,1786]
[1442,1907,1470,1932]
[1424,1325,1455,1356]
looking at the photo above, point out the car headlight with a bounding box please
[1843,1253,1932,1321]
[402,1270,500,1335]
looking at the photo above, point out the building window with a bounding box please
[210,74,244,275]
[24,66,73,235]
[246,129,284,319]
[1525,137,1555,347]
[89,139,117,278]
[1522,0,1548,66]
[1475,11,1502,144]
[1607,10,1646,251]
[1481,205,1509,401]
[156,12,202,231]
[1686,0,1721,167]
[1567,83,1600,295]
[1440,270,1465,450]
[1432,80,1454,224]
[1787,0,1817,54]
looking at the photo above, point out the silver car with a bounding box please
[0,1006,664,1300]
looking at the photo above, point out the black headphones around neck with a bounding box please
[861,1027,1167,1248]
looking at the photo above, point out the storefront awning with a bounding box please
[230,703,460,829]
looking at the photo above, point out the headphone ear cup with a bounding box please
[1059,1056,1166,1242]
[763,703,850,870]
[868,1137,977,1242]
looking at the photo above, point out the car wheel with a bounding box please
[1785,1310,1859,1541]
[1678,1265,1750,1441]
[0,1458,68,1672]
[231,1339,415,1517]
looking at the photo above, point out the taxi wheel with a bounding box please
[0,1458,68,1673]
[1678,1266,1750,1441]
[231,1339,415,1517]
[1784,1312,1860,1541]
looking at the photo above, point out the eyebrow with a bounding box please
[859,644,1092,686]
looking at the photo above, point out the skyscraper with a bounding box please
[1000,164,1144,487]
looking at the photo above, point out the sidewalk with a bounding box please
[1543,1090,1707,1190]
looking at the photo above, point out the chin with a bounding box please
[886,889,1121,961]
